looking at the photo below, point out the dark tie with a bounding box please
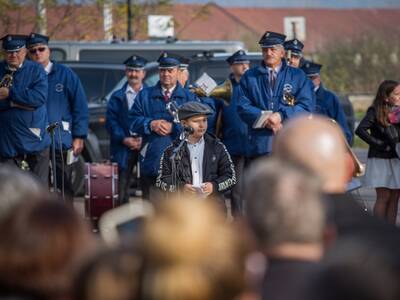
[269,69,276,94]
[164,89,170,102]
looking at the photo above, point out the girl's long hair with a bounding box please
[372,80,399,127]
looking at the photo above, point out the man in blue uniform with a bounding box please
[173,53,220,135]
[301,61,353,145]
[0,34,50,184]
[222,50,250,216]
[238,31,314,159]
[283,38,304,68]
[27,33,88,200]
[106,54,147,204]
[130,52,197,200]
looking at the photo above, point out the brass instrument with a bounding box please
[190,79,233,104]
[330,119,365,177]
[0,68,34,111]
[0,71,14,88]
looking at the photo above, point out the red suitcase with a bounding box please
[84,162,118,229]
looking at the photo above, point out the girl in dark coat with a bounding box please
[356,80,400,224]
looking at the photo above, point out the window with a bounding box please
[284,17,306,41]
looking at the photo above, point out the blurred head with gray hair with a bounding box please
[245,158,325,260]
[0,164,45,221]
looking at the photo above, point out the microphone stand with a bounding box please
[170,131,190,199]
[47,122,60,199]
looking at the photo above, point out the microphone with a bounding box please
[183,126,194,135]
[46,122,60,133]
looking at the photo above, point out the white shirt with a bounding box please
[125,84,142,109]
[161,85,176,98]
[266,63,282,75]
[44,61,53,74]
[187,136,205,187]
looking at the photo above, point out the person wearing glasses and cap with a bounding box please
[283,38,305,68]
[26,33,88,202]
[106,54,147,205]
[301,61,352,145]
[0,34,50,184]
[237,31,314,160]
[130,52,198,201]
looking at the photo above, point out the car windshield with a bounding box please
[69,66,125,102]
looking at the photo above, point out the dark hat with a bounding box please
[226,50,250,65]
[178,101,213,120]
[259,31,286,48]
[284,38,304,55]
[157,51,180,69]
[168,53,190,69]
[301,61,322,77]
[123,54,147,69]
[26,32,49,48]
[1,34,27,52]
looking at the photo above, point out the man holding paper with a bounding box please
[238,31,314,158]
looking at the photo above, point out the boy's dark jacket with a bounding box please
[156,133,236,198]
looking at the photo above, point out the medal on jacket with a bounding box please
[283,83,295,106]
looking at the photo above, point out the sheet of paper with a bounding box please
[66,149,79,165]
[194,73,217,96]
[252,110,273,129]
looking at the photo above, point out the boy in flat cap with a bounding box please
[156,101,236,201]
[130,51,197,201]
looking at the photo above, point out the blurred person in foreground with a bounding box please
[140,197,249,300]
[156,101,236,202]
[305,236,400,300]
[273,115,400,271]
[356,80,400,225]
[245,158,325,300]
[74,247,143,300]
[0,198,96,300]
[0,164,44,222]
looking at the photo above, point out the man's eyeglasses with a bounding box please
[29,47,47,54]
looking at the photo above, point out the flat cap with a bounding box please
[178,101,213,120]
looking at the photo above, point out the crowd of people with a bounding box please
[1,28,400,300]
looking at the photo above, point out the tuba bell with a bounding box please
[190,79,232,104]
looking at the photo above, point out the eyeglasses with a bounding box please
[29,47,47,54]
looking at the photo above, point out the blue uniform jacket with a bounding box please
[315,84,353,145]
[106,83,146,170]
[130,81,197,177]
[238,59,314,156]
[221,75,249,156]
[0,60,50,157]
[47,62,88,150]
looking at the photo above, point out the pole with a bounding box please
[127,0,133,40]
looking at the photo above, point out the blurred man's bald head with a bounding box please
[273,116,347,193]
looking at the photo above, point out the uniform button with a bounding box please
[194,157,197,159]
[195,171,198,173]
